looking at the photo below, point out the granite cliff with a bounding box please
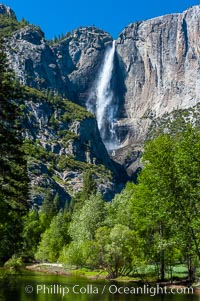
[6,25,112,102]
[20,88,123,205]
[2,4,200,178]
[115,5,200,138]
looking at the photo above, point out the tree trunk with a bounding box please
[160,251,165,281]
[187,256,196,283]
[159,222,165,281]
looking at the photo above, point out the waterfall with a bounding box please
[87,40,119,150]
[96,40,115,137]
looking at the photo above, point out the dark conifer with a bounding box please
[0,40,29,261]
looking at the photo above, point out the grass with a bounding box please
[122,264,198,282]
[70,268,107,278]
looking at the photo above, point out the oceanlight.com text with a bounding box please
[25,283,194,297]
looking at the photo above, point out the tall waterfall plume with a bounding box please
[87,40,119,150]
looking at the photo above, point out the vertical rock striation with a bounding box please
[116,5,200,125]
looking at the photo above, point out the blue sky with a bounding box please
[2,0,200,39]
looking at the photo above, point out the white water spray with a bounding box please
[96,41,115,135]
[86,40,120,150]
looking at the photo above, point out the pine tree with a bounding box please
[53,193,60,214]
[82,170,97,201]
[0,40,29,261]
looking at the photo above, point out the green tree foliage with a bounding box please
[106,184,135,228]
[47,33,65,45]
[35,211,70,262]
[131,126,200,280]
[41,190,54,215]
[85,186,144,278]
[63,191,143,277]
[62,194,106,265]
[90,225,137,278]
[82,170,97,200]
[22,193,62,260]
[68,171,97,214]
[0,41,29,261]
[39,190,60,231]
[69,194,106,242]
[53,193,60,213]
[20,17,29,27]
[0,15,29,37]
[60,240,92,267]
[22,209,42,259]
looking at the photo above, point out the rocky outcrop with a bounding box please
[0,4,16,19]
[52,27,113,102]
[6,26,68,95]
[21,90,124,205]
[5,25,112,102]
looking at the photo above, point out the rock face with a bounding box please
[4,4,200,175]
[52,27,113,103]
[0,4,16,19]
[6,26,68,95]
[112,5,200,172]
[6,25,112,102]
[21,91,124,205]
[116,6,200,127]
